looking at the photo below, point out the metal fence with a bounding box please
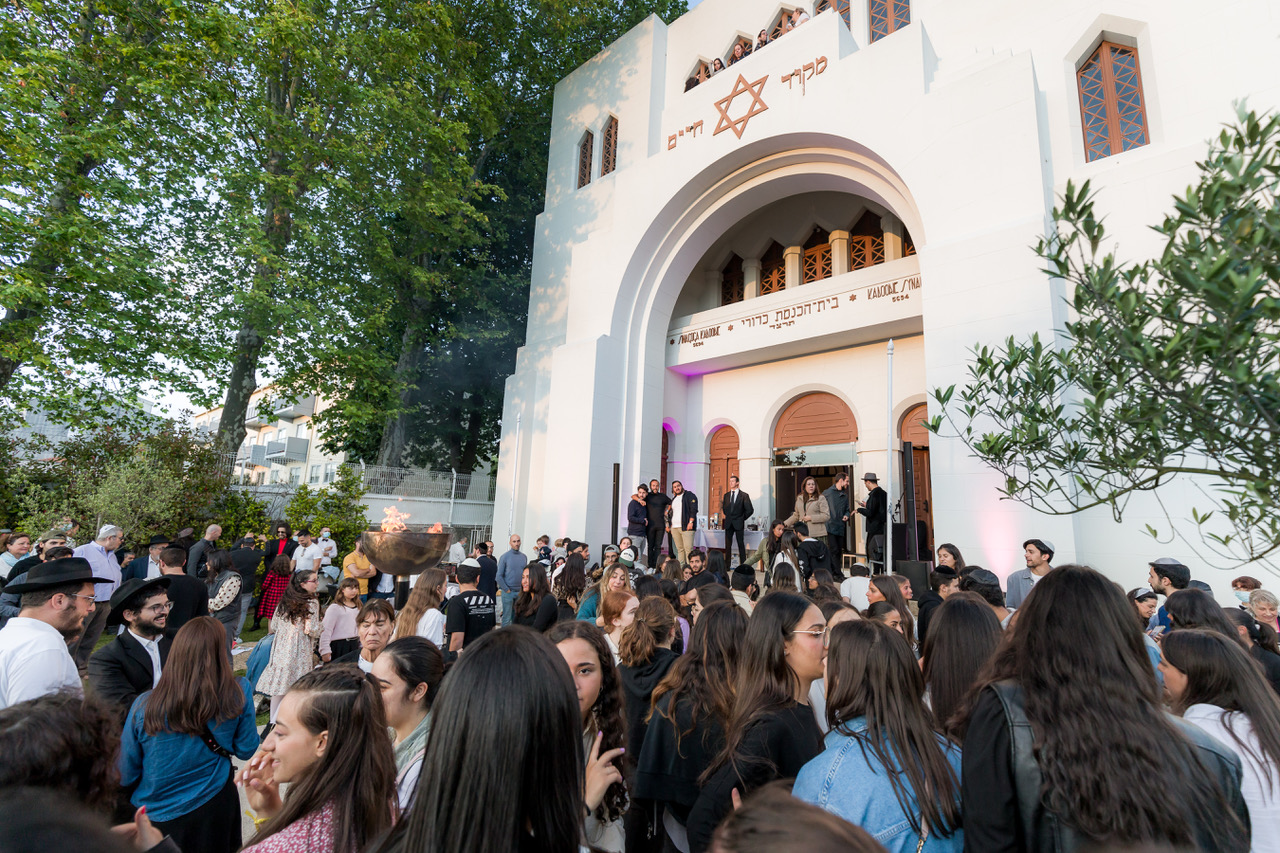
[357,465,496,502]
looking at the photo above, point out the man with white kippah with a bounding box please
[69,524,124,674]
[1005,537,1055,610]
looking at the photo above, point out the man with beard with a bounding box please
[0,557,110,708]
[87,577,172,720]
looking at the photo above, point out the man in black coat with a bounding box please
[793,522,834,582]
[87,577,172,721]
[229,537,267,643]
[122,534,170,582]
[643,478,671,566]
[719,475,754,567]
[856,473,888,571]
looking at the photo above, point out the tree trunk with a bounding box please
[376,320,422,467]
[215,320,264,453]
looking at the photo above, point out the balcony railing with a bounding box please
[265,437,309,465]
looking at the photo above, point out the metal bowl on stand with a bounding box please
[359,528,451,608]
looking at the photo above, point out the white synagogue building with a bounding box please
[494,0,1280,587]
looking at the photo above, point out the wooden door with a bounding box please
[708,427,740,522]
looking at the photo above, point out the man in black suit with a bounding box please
[719,475,754,566]
[122,534,170,583]
[87,577,172,720]
[857,473,888,571]
[643,479,671,567]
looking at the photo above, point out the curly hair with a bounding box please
[546,620,629,823]
[960,565,1248,848]
[0,691,121,812]
[649,601,746,751]
[276,570,318,622]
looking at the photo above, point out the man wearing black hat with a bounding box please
[87,577,172,719]
[960,567,1015,629]
[856,474,887,570]
[0,558,111,708]
[122,535,171,583]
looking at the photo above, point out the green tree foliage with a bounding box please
[209,489,272,541]
[0,0,234,416]
[285,464,369,553]
[930,108,1280,568]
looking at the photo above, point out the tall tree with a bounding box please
[306,0,686,470]
[0,0,234,417]
[930,108,1280,569]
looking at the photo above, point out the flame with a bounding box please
[427,522,443,534]
[381,506,411,534]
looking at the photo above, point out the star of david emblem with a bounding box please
[713,74,769,140]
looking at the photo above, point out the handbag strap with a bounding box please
[199,727,233,760]
[915,822,929,853]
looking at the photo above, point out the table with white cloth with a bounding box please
[694,529,766,554]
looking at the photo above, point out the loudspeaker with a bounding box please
[901,442,919,559]
[891,522,908,559]
[894,560,932,601]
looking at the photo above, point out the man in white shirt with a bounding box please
[70,524,123,675]
[447,535,468,566]
[87,576,172,719]
[318,528,340,580]
[0,557,109,708]
[668,481,699,568]
[291,529,324,574]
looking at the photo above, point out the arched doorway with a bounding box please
[660,426,671,494]
[899,404,933,560]
[771,393,858,529]
[708,426,740,519]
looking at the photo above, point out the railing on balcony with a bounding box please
[265,437,309,465]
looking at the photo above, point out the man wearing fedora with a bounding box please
[0,543,74,630]
[856,473,887,572]
[0,557,111,708]
[87,577,172,720]
[122,535,171,583]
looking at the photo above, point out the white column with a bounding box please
[784,246,803,289]
[743,258,762,299]
[882,217,903,261]
[830,230,850,276]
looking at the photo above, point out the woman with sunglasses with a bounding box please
[686,592,827,853]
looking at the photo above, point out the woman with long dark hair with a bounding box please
[867,574,916,649]
[659,578,690,653]
[784,477,829,535]
[806,569,841,603]
[549,620,629,852]
[920,591,1001,737]
[258,570,322,722]
[958,564,1249,852]
[579,564,631,623]
[554,552,588,622]
[686,592,827,853]
[1167,588,1249,645]
[1162,628,1280,849]
[742,520,785,572]
[688,581,734,624]
[394,568,447,647]
[618,596,680,852]
[935,543,965,573]
[371,627,588,853]
[238,665,396,852]
[513,561,558,632]
[1224,607,1280,695]
[636,601,747,850]
[253,554,293,631]
[204,549,242,653]
[373,636,444,810]
[1127,587,1159,630]
[120,617,258,853]
[769,563,798,594]
[795,620,962,851]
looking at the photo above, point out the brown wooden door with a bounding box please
[709,427,740,522]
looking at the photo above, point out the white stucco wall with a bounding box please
[495,0,1280,593]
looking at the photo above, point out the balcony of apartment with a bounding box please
[265,436,309,466]
[272,396,317,423]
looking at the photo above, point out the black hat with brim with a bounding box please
[4,557,114,594]
[146,535,171,547]
[106,576,172,627]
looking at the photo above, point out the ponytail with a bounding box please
[618,597,676,667]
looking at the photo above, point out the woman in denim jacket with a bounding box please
[794,620,963,852]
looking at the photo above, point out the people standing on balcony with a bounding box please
[756,29,770,51]
[728,43,748,66]
[711,58,725,75]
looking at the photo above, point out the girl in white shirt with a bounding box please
[1162,628,1280,853]
[394,568,448,649]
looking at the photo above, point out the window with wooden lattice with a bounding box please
[760,242,786,295]
[1077,41,1149,163]
[903,231,916,256]
[721,255,745,305]
[600,117,618,177]
[577,131,593,189]
[802,227,832,284]
[727,36,753,66]
[850,211,885,270]
[869,0,909,42]
[770,10,794,40]
[685,60,711,91]
[816,0,853,28]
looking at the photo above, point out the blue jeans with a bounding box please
[234,592,255,640]
[500,590,519,626]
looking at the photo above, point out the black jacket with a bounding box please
[619,648,681,762]
[87,631,172,720]
[1251,644,1280,696]
[230,547,266,589]
[822,485,850,538]
[858,486,887,537]
[635,691,726,824]
[668,491,699,531]
[916,589,944,646]
[796,538,832,580]
[720,489,754,527]
[962,682,1248,853]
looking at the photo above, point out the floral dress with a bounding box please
[256,600,322,697]
[241,802,337,853]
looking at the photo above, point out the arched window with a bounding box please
[1077,41,1149,162]
[760,241,786,295]
[849,211,885,270]
[903,231,916,256]
[577,131,593,189]
[721,254,745,306]
[816,0,853,28]
[686,60,711,91]
[802,227,832,284]
[727,36,753,66]
[869,0,909,42]
[770,9,795,40]
[600,117,618,177]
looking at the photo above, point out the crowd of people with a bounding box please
[684,6,817,91]
[1,508,1279,853]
